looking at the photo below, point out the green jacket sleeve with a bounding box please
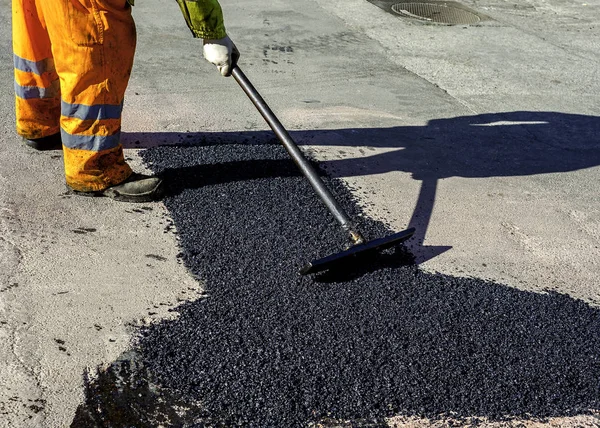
[175,0,227,39]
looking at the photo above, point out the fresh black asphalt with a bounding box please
[71,137,600,427]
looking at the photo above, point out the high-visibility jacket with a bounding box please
[175,0,227,39]
[13,0,227,192]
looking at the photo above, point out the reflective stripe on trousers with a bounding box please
[12,0,136,192]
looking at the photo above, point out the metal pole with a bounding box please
[232,67,360,239]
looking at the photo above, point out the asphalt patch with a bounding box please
[72,139,600,427]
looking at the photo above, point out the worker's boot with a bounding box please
[23,134,63,151]
[70,173,164,203]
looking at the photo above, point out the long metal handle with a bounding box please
[232,66,363,243]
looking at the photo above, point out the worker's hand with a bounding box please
[203,36,240,77]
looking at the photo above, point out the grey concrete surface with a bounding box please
[0,0,598,426]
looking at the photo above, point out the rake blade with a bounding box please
[300,227,416,275]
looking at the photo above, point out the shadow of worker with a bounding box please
[313,111,600,263]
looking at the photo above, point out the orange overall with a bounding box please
[13,0,136,191]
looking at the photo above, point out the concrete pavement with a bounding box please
[0,0,598,425]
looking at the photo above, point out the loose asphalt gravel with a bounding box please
[71,137,600,427]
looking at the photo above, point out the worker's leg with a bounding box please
[41,0,136,192]
[12,0,61,142]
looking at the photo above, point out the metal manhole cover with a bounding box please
[391,2,481,24]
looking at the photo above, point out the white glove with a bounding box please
[202,36,240,77]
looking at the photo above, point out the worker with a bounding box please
[12,0,238,202]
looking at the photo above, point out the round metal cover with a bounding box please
[391,3,481,24]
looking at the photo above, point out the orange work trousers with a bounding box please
[13,0,136,192]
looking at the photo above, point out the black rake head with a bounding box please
[300,227,416,275]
